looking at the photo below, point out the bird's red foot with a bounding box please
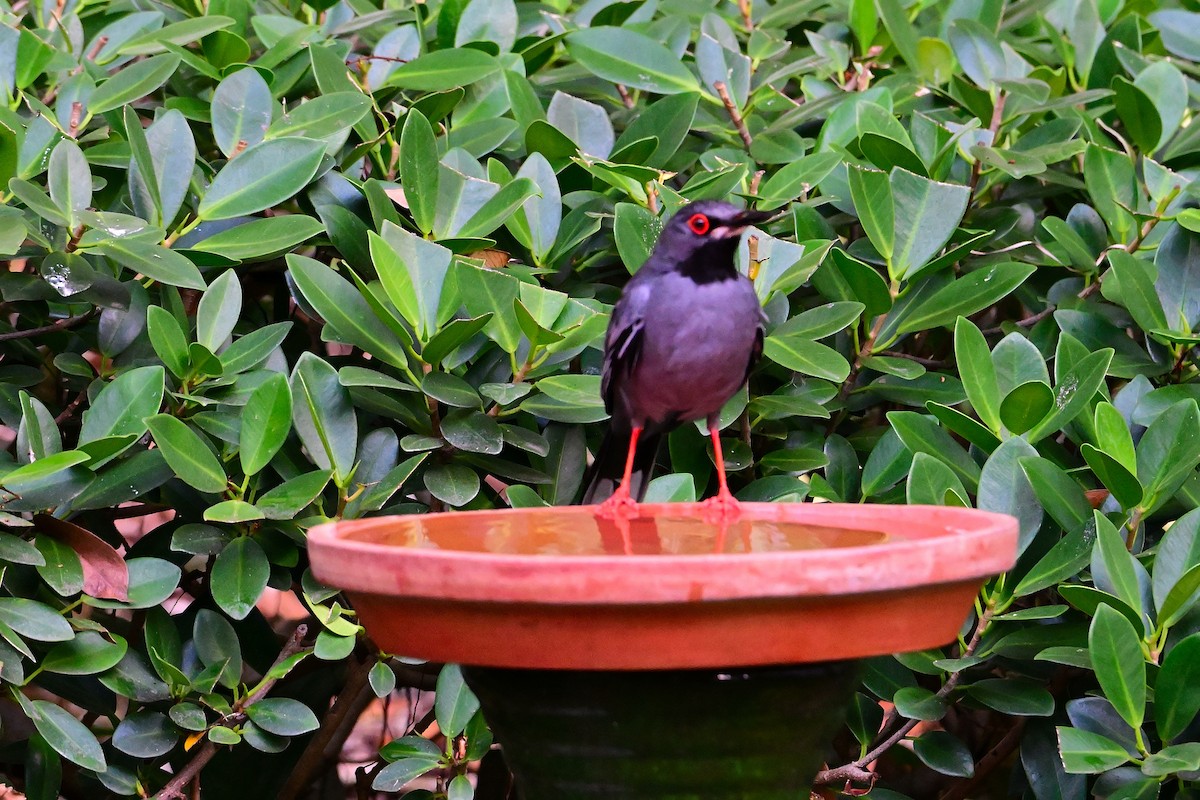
[596,487,639,520]
[700,489,742,523]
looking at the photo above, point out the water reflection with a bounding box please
[342,509,887,556]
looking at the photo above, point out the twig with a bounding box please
[86,35,108,61]
[0,310,96,342]
[153,625,310,800]
[54,390,86,425]
[616,84,634,109]
[737,0,753,29]
[713,81,753,150]
[1079,186,1180,300]
[814,605,997,787]
[968,92,1007,203]
[276,653,375,800]
[878,350,946,369]
[937,718,1026,800]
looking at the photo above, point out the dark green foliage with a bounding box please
[2,0,1200,797]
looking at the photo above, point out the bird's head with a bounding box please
[652,200,777,281]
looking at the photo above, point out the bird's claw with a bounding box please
[700,490,742,523]
[596,489,639,520]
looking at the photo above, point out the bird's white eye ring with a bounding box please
[688,213,710,235]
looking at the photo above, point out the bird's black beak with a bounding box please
[732,208,779,226]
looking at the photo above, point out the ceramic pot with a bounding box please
[309,503,1018,797]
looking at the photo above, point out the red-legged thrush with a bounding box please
[582,200,775,518]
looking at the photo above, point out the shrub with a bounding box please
[2,0,1200,797]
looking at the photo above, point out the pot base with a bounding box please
[463,661,861,799]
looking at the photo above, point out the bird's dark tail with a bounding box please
[580,425,663,504]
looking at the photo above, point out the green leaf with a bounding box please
[88,53,180,114]
[373,755,442,791]
[1112,77,1161,155]
[1057,726,1132,774]
[1142,742,1200,778]
[1081,444,1143,509]
[196,269,241,352]
[1018,457,1092,531]
[1137,400,1200,513]
[198,138,325,221]
[83,369,168,452]
[145,415,227,493]
[893,686,947,721]
[146,306,189,379]
[1028,349,1112,443]
[1000,381,1054,435]
[968,678,1054,716]
[848,165,894,262]
[287,254,410,368]
[888,168,970,279]
[456,177,538,239]
[399,110,439,235]
[211,537,270,620]
[1089,604,1146,731]
[954,317,1000,432]
[897,263,1036,334]
[1084,145,1136,243]
[112,711,177,758]
[384,48,499,90]
[211,67,273,158]
[29,700,106,772]
[913,731,974,778]
[246,698,319,736]
[423,463,480,507]
[565,27,700,94]
[888,411,981,492]
[88,238,206,290]
[435,664,480,737]
[1156,633,1200,742]
[763,336,850,382]
[376,222,454,342]
[256,470,332,519]
[240,372,292,476]
[977,437,1042,555]
[290,352,358,483]
[189,216,325,260]
[47,139,90,230]
[266,92,372,140]
[0,599,73,642]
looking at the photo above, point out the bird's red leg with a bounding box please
[597,427,642,519]
[701,426,741,521]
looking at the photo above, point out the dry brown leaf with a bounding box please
[34,515,130,601]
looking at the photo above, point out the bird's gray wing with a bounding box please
[601,282,652,416]
[744,307,766,384]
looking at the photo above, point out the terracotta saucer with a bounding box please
[308,503,1018,670]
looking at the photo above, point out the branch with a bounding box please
[713,81,753,150]
[276,652,375,800]
[968,92,1007,203]
[0,310,96,343]
[153,625,309,800]
[813,604,997,787]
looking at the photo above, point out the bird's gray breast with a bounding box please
[622,271,761,426]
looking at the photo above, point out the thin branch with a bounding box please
[937,718,1027,800]
[737,0,753,29]
[276,652,375,800]
[0,310,96,343]
[968,92,1007,203]
[713,81,753,150]
[153,625,309,800]
[814,604,997,787]
[616,84,635,109]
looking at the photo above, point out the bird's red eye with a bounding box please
[688,213,710,235]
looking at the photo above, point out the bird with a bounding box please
[582,199,775,519]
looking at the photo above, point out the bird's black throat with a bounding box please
[673,238,743,285]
